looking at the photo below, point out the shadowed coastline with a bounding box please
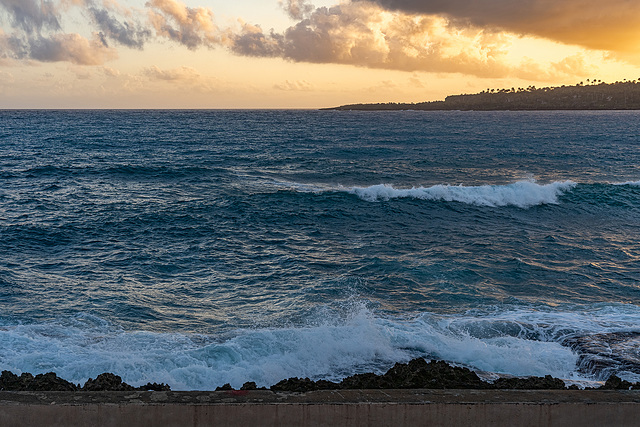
[323,80,640,111]
[2,358,638,393]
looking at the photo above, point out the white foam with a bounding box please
[0,308,405,390]
[346,180,577,207]
[613,181,640,187]
[269,180,332,193]
[1,304,639,390]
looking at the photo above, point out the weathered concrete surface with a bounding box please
[1,389,639,426]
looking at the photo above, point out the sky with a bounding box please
[1,0,640,108]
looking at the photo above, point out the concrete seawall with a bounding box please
[1,389,639,426]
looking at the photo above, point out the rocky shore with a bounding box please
[2,358,639,392]
[0,371,170,392]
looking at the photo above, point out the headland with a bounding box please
[323,80,640,111]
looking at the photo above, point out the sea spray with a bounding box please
[3,303,640,389]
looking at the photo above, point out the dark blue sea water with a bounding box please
[1,109,640,389]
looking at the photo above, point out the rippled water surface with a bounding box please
[1,110,640,389]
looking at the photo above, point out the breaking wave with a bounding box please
[346,180,577,208]
[1,303,638,390]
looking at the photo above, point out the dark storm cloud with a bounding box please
[365,0,640,52]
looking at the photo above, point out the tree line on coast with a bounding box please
[325,79,640,111]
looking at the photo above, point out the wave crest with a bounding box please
[347,180,577,208]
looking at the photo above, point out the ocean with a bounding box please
[1,109,640,390]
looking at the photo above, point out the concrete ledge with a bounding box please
[1,389,639,426]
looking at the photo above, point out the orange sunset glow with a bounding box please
[1,0,639,108]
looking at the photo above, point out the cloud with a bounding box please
[365,0,640,53]
[28,33,117,65]
[70,65,93,79]
[0,30,116,65]
[0,69,14,83]
[273,79,313,91]
[145,0,598,79]
[100,66,118,77]
[0,0,120,65]
[146,0,518,76]
[229,3,519,77]
[550,54,593,78]
[408,74,425,88]
[0,0,60,34]
[146,0,222,49]
[87,5,151,49]
[51,0,152,49]
[230,23,282,57]
[143,64,200,81]
[141,64,221,93]
[510,54,594,83]
[280,0,314,20]
[0,0,623,79]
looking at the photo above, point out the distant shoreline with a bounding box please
[323,80,640,111]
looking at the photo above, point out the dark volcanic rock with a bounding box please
[1,371,166,392]
[340,373,385,389]
[600,375,635,390]
[137,382,171,391]
[271,377,319,393]
[268,359,573,392]
[340,359,489,390]
[31,372,79,391]
[0,371,77,391]
[385,359,489,389]
[240,381,258,390]
[493,375,566,390]
[270,377,340,392]
[15,359,640,393]
[215,383,233,391]
[0,371,31,391]
[82,373,135,391]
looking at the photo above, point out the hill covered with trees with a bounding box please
[324,80,640,111]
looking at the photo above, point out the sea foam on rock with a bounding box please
[1,358,639,392]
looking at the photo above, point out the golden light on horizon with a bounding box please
[0,0,639,108]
